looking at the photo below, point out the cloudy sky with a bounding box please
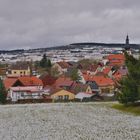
[0,0,139,49]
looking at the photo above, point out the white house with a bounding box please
[9,86,44,102]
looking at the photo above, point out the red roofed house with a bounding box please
[52,76,74,90]
[82,74,115,94]
[106,54,125,67]
[51,89,75,101]
[92,76,115,94]
[107,54,125,61]
[39,73,57,87]
[4,76,43,102]
[70,82,92,94]
[52,61,72,75]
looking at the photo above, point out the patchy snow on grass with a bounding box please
[0,102,140,140]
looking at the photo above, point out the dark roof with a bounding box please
[86,81,99,90]
[70,82,89,94]
[57,61,71,69]
[10,62,30,70]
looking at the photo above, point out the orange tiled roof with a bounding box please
[107,54,125,61]
[92,76,114,87]
[103,67,111,75]
[95,72,106,77]
[18,76,43,86]
[108,59,125,67]
[4,78,18,89]
[4,76,43,89]
[83,74,114,87]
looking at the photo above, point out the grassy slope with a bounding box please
[112,103,140,115]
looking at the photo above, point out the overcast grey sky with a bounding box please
[0,0,139,49]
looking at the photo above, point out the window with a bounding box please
[101,88,110,93]
[64,95,69,100]
[21,92,24,97]
[58,96,63,100]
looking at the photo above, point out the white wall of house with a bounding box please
[10,91,43,102]
[8,86,43,102]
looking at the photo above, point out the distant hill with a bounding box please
[70,42,140,49]
[0,42,140,54]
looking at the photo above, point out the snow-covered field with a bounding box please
[0,102,140,140]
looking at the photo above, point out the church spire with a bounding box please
[126,34,129,46]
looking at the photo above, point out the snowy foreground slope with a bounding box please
[0,103,140,140]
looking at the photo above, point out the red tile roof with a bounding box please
[92,76,114,87]
[39,74,57,86]
[106,54,125,67]
[103,67,111,75]
[95,72,106,77]
[107,54,125,61]
[4,78,18,89]
[108,60,125,67]
[83,74,114,87]
[4,76,43,89]
[53,77,74,88]
[18,76,43,86]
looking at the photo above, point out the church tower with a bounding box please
[125,35,132,55]
[125,35,129,46]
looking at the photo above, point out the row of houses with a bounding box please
[1,53,128,103]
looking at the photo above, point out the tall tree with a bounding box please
[40,54,52,69]
[118,77,139,104]
[0,79,7,104]
[118,52,140,104]
[70,68,81,82]
[40,54,48,68]
[47,59,52,67]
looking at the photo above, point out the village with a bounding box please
[0,48,129,103]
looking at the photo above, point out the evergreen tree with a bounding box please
[40,54,52,68]
[47,59,52,67]
[70,68,81,82]
[118,52,140,104]
[118,77,139,104]
[0,78,7,104]
[40,54,48,68]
